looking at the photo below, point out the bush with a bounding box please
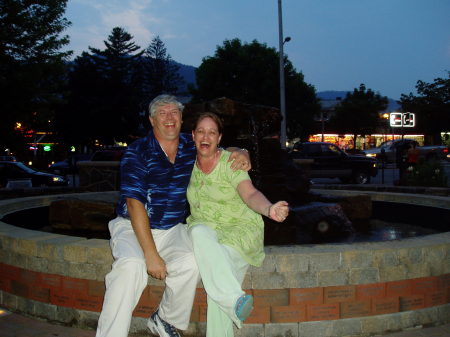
[405,160,448,187]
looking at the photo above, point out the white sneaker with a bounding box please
[147,310,181,337]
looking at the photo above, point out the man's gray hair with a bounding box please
[149,95,184,117]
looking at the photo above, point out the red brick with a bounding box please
[198,305,207,322]
[271,305,306,323]
[148,285,164,306]
[290,287,323,305]
[10,280,29,298]
[19,269,39,286]
[61,277,88,295]
[424,291,447,307]
[399,295,425,311]
[50,288,75,308]
[189,305,200,322]
[448,288,450,304]
[2,264,20,281]
[438,273,450,288]
[245,306,270,324]
[372,297,399,315]
[306,303,339,321]
[88,280,105,297]
[133,287,155,318]
[253,289,289,307]
[194,288,207,306]
[411,276,438,295]
[386,280,412,297]
[29,286,50,303]
[340,300,372,318]
[356,283,386,300]
[0,278,11,293]
[324,285,355,303]
[39,273,62,289]
[73,294,103,312]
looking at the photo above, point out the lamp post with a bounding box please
[278,0,290,149]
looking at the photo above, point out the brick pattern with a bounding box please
[0,263,449,324]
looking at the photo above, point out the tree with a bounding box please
[142,36,184,99]
[63,27,144,146]
[0,0,71,154]
[330,84,388,146]
[400,72,450,145]
[191,38,319,141]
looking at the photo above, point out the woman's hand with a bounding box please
[268,201,289,222]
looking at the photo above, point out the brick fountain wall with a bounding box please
[0,191,449,337]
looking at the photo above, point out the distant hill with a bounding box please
[175,62,196,94]
[317,90,400,112]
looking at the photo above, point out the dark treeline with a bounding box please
[1,1,448,160]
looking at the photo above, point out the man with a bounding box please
[95,95,251,337]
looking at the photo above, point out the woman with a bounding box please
[186,112,289,337]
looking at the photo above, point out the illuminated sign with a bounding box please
[402,113,415,127]
[390,112,403,127]
[389,112,415,127]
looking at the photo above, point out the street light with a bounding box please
[278,0,290,149]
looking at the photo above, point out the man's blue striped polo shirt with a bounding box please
[116,129,196,230]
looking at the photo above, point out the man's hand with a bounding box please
[228,148,251,171]
[145,252,167,280]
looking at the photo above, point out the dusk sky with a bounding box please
[64,0,450,100]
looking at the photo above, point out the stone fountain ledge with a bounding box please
[0,191,449,337]
[312,183,450,197]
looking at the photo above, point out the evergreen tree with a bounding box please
[65,27,144,145]
[143,36,184,99]
[0,0,71,154]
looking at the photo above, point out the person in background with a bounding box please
[95,96,251,337]
[186,112,289,337]
[407,142,420,168]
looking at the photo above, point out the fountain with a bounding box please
[0,98,449,336]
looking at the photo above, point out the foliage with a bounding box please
[0,0,72,153]
[329,84,388,141]
[191,38,319,140]
[60,27,144,146]
[142,36,184,98]
[400,72,450,145]
[405,160,448,187]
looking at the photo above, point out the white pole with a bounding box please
[278,0,287,149]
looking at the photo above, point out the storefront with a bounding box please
[308,133,425,151]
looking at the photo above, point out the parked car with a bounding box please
[48,154,91,175]
[90,147,126,161]
[289,142,378,184]
[0,161,68,188]
[362,139,448,163]
[0,155,17,162]
[48,148,126,175]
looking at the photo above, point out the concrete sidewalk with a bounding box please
[1,308,449,337]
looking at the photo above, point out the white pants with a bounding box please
[188,224,249,337]
[95,217,199,337]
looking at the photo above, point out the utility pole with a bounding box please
[278,0,290,149]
